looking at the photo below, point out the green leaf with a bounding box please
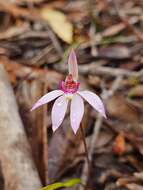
[63,178,81,187]
[40,178,81,190]
[41,182,63,190]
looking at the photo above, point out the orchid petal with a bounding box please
[78,91,106,118]
[68,49,78,81]
[70,94,84,134]
[31,90,64,111]
[52,95,68,132]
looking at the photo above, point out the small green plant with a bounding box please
[40,178,81,190]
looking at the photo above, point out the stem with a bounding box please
[80,123,91,187]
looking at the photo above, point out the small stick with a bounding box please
[112,0,143,42]
[80,123,90,172]
[79,76,123,190]
[54,63,143,78]
[42,68,49,184]
[80,123,91,190]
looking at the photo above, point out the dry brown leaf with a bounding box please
[128,85,143,98]
[95,131,113,149]
[98,45,131,59]
[134,172,143,180]
[40,8,73,44]
[127,134,143,155]
[126,183,143,190]
[117,176,137,187]
[88,75,101,87]
[0,25,29,40]
[102,23,125,37]
[112,133,126,155]
[15,0,44,3]
[106,94,140,122]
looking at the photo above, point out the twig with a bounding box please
[89,23,98,57]
[87,0,98,57]
[54,63,143,78]
[91,76,123,145]
[42,68,49,184]
[81,20,140,48]
[80,123,90,174]
[86,0,94,21]
[79,76,123,190]
[30,46,53,66]
[112,0,143,42]
[47,26,64,57]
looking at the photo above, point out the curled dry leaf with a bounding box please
[40,8,73,44]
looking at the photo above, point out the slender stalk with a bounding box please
[80,123,91,189]
[42,68,49,184]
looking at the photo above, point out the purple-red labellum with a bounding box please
[59,74,80,94]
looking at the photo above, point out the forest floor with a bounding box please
[0,0,143,190]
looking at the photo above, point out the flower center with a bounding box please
[59,74,80,94]
[65,93,73,100]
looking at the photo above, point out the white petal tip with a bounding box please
[98,110,107,119]
[103,113,107,119]
[30,106,36,111]
[99,108,107,119]
[52,126,59,133]
[71,125,79,135]
[102,113,107,119]
[30,102,41,111]
[73,130,77,135]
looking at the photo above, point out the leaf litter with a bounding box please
[0,0,143,190]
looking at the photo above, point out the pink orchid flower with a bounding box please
[31,50,106,134]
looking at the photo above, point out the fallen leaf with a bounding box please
[126,183,143,190]
[128,85,143,98]
[15,0,44,3]
[0,25,29,40]
[98,45,131,59]
[101,23,125,37]
[41,8,73,43]
[95,131,114,149]
[112,133,126,155]
[126,134,143,155]
[106,94,140,122]
[88,75,101,87]
[134,172,143,180]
